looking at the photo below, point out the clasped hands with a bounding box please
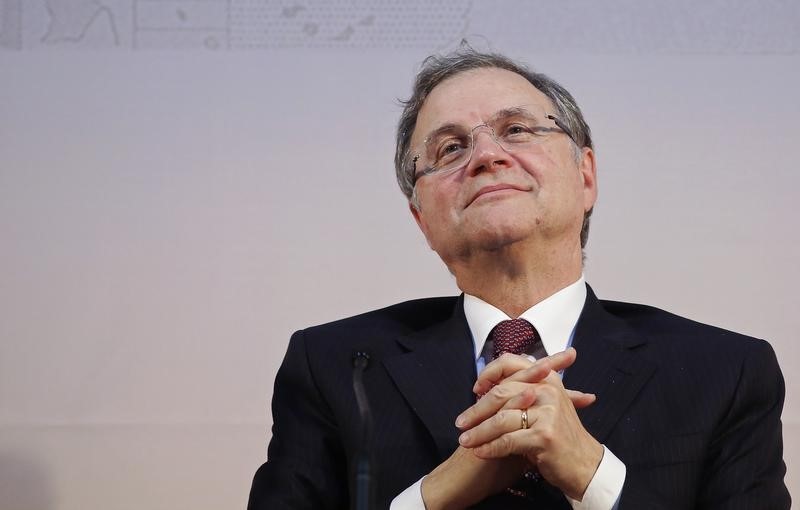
[421,348,604,509]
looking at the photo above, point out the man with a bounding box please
[248,49,790,509]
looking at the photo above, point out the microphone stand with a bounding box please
[352,351,374,510]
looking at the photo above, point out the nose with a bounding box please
[465,126,512,175]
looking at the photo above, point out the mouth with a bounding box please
[468,183,528,206]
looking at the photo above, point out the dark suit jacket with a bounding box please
[248,286,790,509]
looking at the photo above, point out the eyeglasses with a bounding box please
[411,104,576,185]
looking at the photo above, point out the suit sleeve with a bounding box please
[248,330,348,510]
[619,339,791,509]
[697,339,790,509]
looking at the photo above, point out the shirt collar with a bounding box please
[463,276,587,361]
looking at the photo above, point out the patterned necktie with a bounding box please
[489,318,551,500]
[490,318,546,360]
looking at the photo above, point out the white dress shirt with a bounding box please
[391,277,625,509]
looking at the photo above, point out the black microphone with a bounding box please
[352,351,374,510]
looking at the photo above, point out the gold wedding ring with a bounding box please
[520,409,528,430]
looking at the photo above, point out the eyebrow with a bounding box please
[421,122,461,145]
[488,106,536,122]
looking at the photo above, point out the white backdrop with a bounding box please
[1,1,799,509]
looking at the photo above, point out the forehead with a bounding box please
[412,67,556,146]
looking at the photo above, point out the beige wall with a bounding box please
[1,2,798,508]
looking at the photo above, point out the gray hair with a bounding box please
[394,48,594,249]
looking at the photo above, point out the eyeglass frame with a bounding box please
[409,106,578,187]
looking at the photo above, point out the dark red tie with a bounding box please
[489,319,549,498]
[490,318,541,360]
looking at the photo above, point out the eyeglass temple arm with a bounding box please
[547,115,578,146]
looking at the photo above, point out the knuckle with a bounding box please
[498,433,513,453]
[499,352,517,363]
[523,364,547,381]
[534,355,552,368]
[489,384,512,401]
[492,410,509,427]
[540,403,557,416]
[540,384,558,399]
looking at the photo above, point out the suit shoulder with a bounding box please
[301,296,459,339]
[598,298,770,352]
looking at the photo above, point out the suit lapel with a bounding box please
[381,288,657,457]
[383,295,477,460]
[564,286,657,443]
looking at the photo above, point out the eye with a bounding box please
[503,116,553,141]
[435,139,467,162]
[501,122,541,142]
[441,141,464,154]
[506,124,532,135]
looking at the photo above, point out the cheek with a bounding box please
[517,151,555,182]
[415,187,451,225]
[541,150,583,190]
[420,177,462,207]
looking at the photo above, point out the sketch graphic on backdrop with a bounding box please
[0,0,473,50]
[41,0,122,45]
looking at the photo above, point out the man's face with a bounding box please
[409,67,597,264]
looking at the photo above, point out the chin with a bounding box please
[471,222,531,252]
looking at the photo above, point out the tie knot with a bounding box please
[490,318,538,359]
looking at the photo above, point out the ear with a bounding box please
[409,200,434,249]
[578,147,598,213]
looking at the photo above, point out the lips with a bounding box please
[468,183,528,205]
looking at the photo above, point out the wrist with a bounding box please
[421,472,458,510]
[565,439,605,501]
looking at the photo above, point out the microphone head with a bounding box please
[352,351,370,369]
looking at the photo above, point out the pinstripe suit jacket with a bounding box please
[248,286,790,509]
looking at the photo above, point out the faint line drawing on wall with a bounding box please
[41,0,122,46]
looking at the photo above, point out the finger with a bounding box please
[473,348,577,395]
[473,353,534,395]
[499,388,538,412]
[566,389,596,409]
[461,381,571,448]
[457,381,534,429]
[524,372,596,411]
[497,384,595,410]
[535,367,595,408]
[499,348,578,386]
[458,408,532,449]
[525,371,574,407]
[472,427,534,459]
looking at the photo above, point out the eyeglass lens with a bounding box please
[415,105,564,178]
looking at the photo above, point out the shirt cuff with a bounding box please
[567,445,626,510]
[390,477,425,509]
